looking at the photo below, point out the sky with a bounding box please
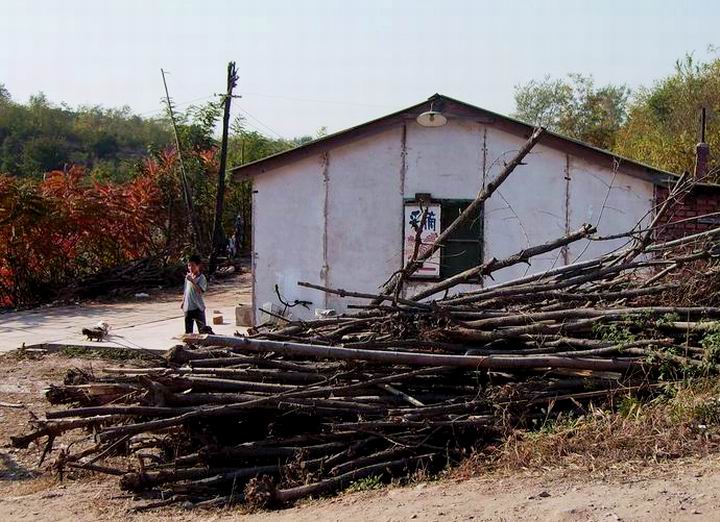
[1,0,719,138]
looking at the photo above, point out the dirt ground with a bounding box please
[2,353,720,522]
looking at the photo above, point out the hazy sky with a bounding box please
[2,0,718,138]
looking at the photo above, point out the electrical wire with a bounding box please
[242,91,393,109]
[236,107,285,139]
[135,94,217,118]
[136,88,384,139]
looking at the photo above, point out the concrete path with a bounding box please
[0,273,252,352]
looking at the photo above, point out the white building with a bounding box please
[231,94,675,323]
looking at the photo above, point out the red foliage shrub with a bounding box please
[0,166,163,306]
[0,143,248,307]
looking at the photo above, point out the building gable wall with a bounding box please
[252,117,656,321]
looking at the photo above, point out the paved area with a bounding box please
[0,272,252,352]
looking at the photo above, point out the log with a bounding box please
[329,446,413,476]
[298,281,431,309]
[181,464,281,489]
[410,224,596,301]
[121,464,280,491]
[462,306,720,329]
[163,391,261,406]
[171,375,298,394]
[46,405,195,419]
[328,416,496,431]
[184,334,642,372]
[174,441,349,468]
[272,453,437,504]
[11,415,125,448]
[444,257,605,301]
[646,224,720,253]
[96,367,442,440]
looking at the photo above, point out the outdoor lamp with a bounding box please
[416,102,447,127]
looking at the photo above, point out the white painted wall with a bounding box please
[252,155,325,321]
[483,130,568,284]
[325,128,404,312]
[251,118,655,322]
[566,156,654,263]
[404,119,484,198]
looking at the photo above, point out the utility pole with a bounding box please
[161,68,203,254]
[209,61,239,273]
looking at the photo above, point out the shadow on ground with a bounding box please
[0,451,39,481]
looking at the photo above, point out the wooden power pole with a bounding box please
[161,68,203,254]
[209,62,239,273]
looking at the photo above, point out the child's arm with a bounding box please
[186,273,207,293]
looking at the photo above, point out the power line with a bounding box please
[236,107,285,139]
[139,88,364,139]
[238,119,272,135]
[135,94,273,138]
[135,94,216,118]
[242,91,393,109]
[135,90,393,121]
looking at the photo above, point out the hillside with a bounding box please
[0,85,172,181]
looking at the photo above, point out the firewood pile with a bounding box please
[56,256,185,301]
[56,256,240,303]
[11,129,720,511]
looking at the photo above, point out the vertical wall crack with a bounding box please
[400,124,407,196]
[398,124,408,274]
[321,152,330,308]
[480,126,488,278]
[562,154,571,265]
[481,127,488,189]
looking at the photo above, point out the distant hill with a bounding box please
[0,86,172,181]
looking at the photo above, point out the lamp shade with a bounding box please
[416,110,447,127]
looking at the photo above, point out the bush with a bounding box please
[0,166,162,306]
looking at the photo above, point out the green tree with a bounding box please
[0,91,172,179]
[615,53,720,177]
[513,73,630,149]
[21,136,70,174]
[0,84,10,104]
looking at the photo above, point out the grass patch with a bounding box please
[346,475,384,493]
[702,331,720,364]
[58,345,159,361]
[457,379,720,477]
[7,344,161,362]
[592,322,636,344]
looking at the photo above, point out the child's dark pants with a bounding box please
[184,309,207,334]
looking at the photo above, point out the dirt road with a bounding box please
[2,452,720,521]
[0,271,251,352]
[241,460,720,522]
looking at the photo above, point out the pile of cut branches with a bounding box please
[11,130,720,511]
[55,256,185,302]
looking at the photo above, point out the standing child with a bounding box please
[182,254,208,334]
